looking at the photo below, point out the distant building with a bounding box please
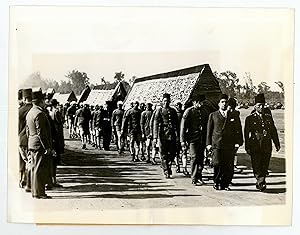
[123,64,222,110]
[52,91,77,104]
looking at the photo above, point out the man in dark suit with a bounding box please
[206,94,243,190]
[18,88,33,190]
[26,91,54,199]
[244,93,280,192]
[153,93,179,178]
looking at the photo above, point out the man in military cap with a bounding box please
[18,88,33,189]
[102,101,112,151]
[153,93,179,178]
[181,94,209,185]
[74,102,92,150]
[111,101,125,153]
[244,93,280,192]
[66,101,77,138]
[140,101,154,163]
[206,94,243,191]
[26,90,53,199]
[227,98,244,179]
[173,100,185,174]
[122,101,142,161]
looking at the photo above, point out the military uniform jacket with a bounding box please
[66,106,76,120]
[75,108,91,127]
[26,105,52,151]
[206,110,243,150]
[111,108,124,127]
[153,107,178,141]
[19,103,33,146]
[141,109,153,138]
[122,108,142,135]
[244,111,280,154]
[180,106,208,144]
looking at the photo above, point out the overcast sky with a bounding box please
[11,7,294,91]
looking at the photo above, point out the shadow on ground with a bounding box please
[54,148,191,199]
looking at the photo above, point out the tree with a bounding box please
[57,80,72,94]
[114,72,125,82]
[214,70,239,98]
[275,81,284,93]
[65,70,90,95]
[257,81,270,94]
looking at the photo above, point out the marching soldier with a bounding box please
[111,101,125,153]
[149,103,161,165]
[122,101,142,161]
[18,88,33,190]
[140,101,153,163]
[66,101,77,138]
[94,105,103,150]
[26,91,53,199]
[153,93,179,178]
[173,100,185,174]
[244,93,280,192]
[181,94,209,185]
[102,101,112,151]
[206,94,243,191]
[74,102,92,150]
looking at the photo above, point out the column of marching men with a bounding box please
[18,88,281,199]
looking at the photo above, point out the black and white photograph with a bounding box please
[6,5,293,225]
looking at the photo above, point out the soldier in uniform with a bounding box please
[244,93,280,192]
[140,101,153,163]
[111,101,125,153]
[26,91,53,199]
[102,101,112,151]
[149,103,161,165]
[74,102,92,150]
[94,105,103,150]
[181,94,209,185]
[153,93,179,178]
[18,88,33,190]
[173,100,186,174]
[122,101,142,161]
[66,101,77,138]
[206,94,243,191]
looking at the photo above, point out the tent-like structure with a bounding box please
[85,82,128,107]
[123,64,222,110]
[52,91,77,104]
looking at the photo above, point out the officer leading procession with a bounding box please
[18,68,282,200]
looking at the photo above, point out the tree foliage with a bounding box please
[65,70,90,95]
[214,70,284,105]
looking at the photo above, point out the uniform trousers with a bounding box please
[250,151,272,186]
[213,148,235,188]
[189,142,206,181]
[159,139,176,175]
